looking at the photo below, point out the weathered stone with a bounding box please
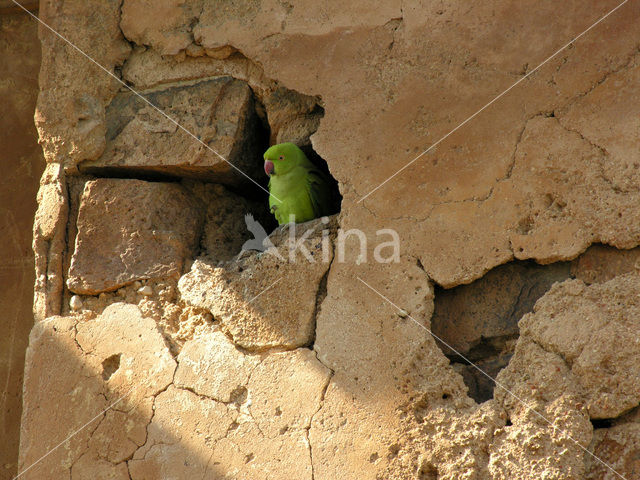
[262,86,323,146]
[311,251,469,479]
[129,346,330,480]
[179,217,335,350]
[507,116,640,262]
[497,274,640,419]
[71,453,130,480]
[80,78,266,186]
[67,179,203,294]
[74,303,176,406]
[248,348,331,438]
[127,385,234,479]
[23,1,640,478]
[121,0,200,56]
[432,261,571,356]
[559,62,640,196]
[571,244,640,284]
[488,397,592,480]
[33,164,68,320]
[19,304,176,479]
[415,401,505,480]
[175,331,260,402]
[586,421,640,480]
[36,0,130,168]
[121,47,273,92]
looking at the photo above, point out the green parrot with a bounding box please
[263,142,334,225]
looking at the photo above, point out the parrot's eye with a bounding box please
[279,155,285,161]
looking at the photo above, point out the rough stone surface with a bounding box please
[0,10,44,478]
[586,419,640,480]
[185,180,273,262]
[175,331,260,402]
[507,275,640,419]
[487,397,592,480]
[128,334,330,480]
[81,78,266,186]
[32,163,68,320]
[18,304,176,479]
[35,0,131,169]
[179,217,335,350]
[128,0,640,288]
[311,251,461,479]
[67,178,203,294]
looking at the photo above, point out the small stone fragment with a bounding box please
[137,285,153,296]
[69,295,83,311]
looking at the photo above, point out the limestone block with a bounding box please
[179,217,335,350]
[67,179,203,295]
[35,0,130,167]
[81,78,265,186]
[130,344,330,480]
[19,304,176,479]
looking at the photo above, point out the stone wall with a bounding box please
[16,1,640,479]
[0,3,43,478]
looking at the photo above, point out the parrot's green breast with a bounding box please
[268,166,317,224]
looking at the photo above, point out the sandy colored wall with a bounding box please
[0,4,43,479]
[13,1,640,479]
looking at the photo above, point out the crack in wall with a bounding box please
[307,352,334,480]
[559,43,640,111]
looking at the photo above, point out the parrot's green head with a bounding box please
[263,142,307,177]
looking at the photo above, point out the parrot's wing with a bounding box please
[305,167,333,218]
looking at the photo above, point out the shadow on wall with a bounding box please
[0,6,45,479]
[18,303,332,479]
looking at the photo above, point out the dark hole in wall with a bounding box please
[432,259,575,403]
[591,418,614,429]
[433,245,640,403]
[299,144,343,217]
[417,460,438,480]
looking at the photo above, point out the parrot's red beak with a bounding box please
[264,160,274,176]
